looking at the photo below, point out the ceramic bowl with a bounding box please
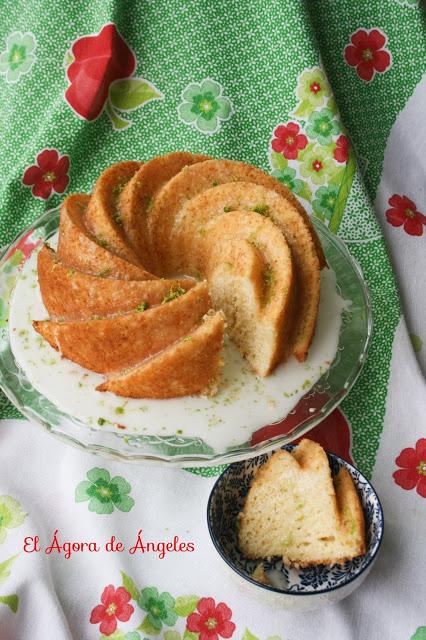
[207,446,384,612]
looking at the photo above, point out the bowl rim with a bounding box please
[206,447,384,596]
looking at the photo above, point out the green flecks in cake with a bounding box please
[162,285,186,304]
[252,204,269,215]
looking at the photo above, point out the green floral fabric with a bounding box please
[0,0,424,480]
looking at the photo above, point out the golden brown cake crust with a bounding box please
[97,311,225,398]
[147,159,326,274]
[84,161,142,265]
[33,282,211,374]
[37,244,194,321]
[57,194,153,280]
[35,153,326,397]
[119,152,209,271]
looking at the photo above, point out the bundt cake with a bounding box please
[97,310,225,398]
[37,244,194,321]
[33,151,326,398]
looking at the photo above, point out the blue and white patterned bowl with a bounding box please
[207,446,384,612]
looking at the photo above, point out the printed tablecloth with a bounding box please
[0,1,425,638]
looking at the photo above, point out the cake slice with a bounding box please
[97,311,225,398]
[148,158,326,275]
[119,151,208,271]
[33,281,211,374]
[174,182,320,361]
[37,244,194,321]
[57,194,154,280]
[238,439,366,567]
[200,211,295,376]
[84,161,143,265]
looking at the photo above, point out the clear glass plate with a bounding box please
[0,209,372,466]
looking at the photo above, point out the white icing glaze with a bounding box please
[9,246,346,451]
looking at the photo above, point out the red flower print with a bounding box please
[65,23,136,121]
[252,405,354,465]
[271,122,308,160]
[386,194,426,236]
[393,439,426,498]
[333,135,350,163]
[344,29,391,82]
[5,229,43,261]
[90,585,134,636]
[187,597,235,640]
[22,149,70,200]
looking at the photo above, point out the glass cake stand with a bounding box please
[0,209,372,466]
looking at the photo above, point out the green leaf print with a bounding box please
[297,180,312,202]
[6,249,24,268]
[270,150,288,171]
[100,631,141,640]
[242,630,260,640]
[182,632,198,640]
[164,632,181,640]
[411,628,426,640]
[173,594,199,616]
[121,570,140,601]
[410,333,423,353]
[0,594,19,613]
[0,298,7,325]
[75,467,135,514]
[292,98,313,118]
[242,631,281,640]
[138,615,161,636]
[328,148,356,233]
[100,630,126,640]
[105,101,132,131]
[0,496,26,544]
[109,78,163,111]
[0,554,18,585]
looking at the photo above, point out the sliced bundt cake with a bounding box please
[97,310,225,398]
[38,245,194,321]
[199,210,295,376]
[33,281,211,374]
[173,182,320,361]
[34,153,326,398]
[57,194,153,280]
